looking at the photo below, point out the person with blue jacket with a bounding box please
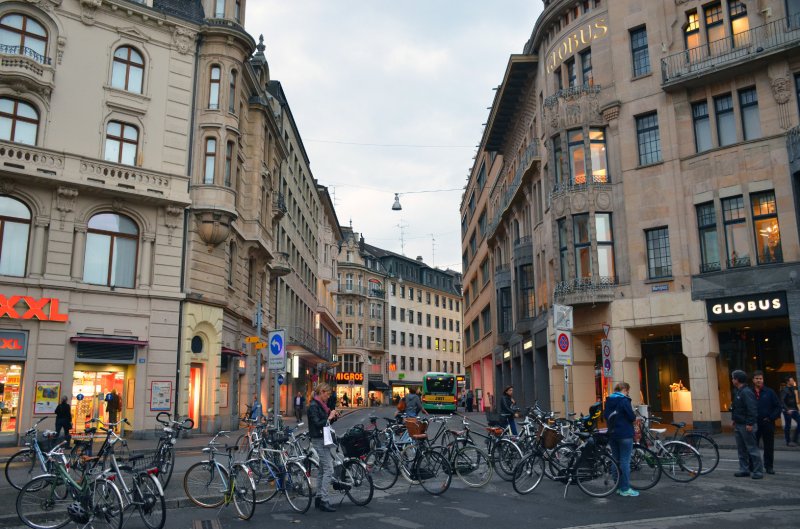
[604,381,638,497]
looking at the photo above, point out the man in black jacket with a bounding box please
[752,371,782,474]
[731,370,764,479]
[781,376,800,446]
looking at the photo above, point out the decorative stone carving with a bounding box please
[596,191,612,210]
[79,0,102,25]
[553,196,565,217]
[164,204,183,243]
[602,104,620,123]
[0,180,16,195]
[55,186,77,228]
[770,72,793,130]
[572,192,588,212]
[24,0,62,12]
[57,36,66,65]
[195,211,234,248]
[172,27,197,54]
[112,198,124,212]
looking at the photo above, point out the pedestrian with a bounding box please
[326,389,337,411]
[356,393,363,407]
[106,389,120,428]
[307,383,339,512]
[466,389,474,412]
[752,370,781,474]
[500,386,519,435]
[404,388,428,418]
[54,396,72,448]
[341,393,349,408]
[486,391,494,412]
[780,375,800,446]
[294,391,305,422]
[731,369,764,479]
[604,381,639,497]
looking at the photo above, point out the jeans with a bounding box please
[311,437,334,503]
[754,420,775,471]
[734,423,764,474]
[609,437,633,491]
[503,417,518,436]
[783,410,800,444]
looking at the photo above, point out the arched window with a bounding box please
[204,138,216,184]
[209,65,221,109]
[0,98,39,145]
[0,196,30,277]
[111,46,144,94]
[0,13,48,64]
[227,240,236,286]
[224,141,234,187]
[83,213,139,288]
[104,121,139,165]
[228,70,237,113]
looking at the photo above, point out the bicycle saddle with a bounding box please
[651,428,667,434]
[411,434,428,440]
[671,422,686,429]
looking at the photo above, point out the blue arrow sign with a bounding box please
[277,374,285,385]
[267,330,286,370]
[270,334,283,355]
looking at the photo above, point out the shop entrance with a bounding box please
[72,368,124,428]
[188,364,203,429]
[0,363,23,433]
[639,337,690,416]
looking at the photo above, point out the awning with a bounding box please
[70,335,148,346]
[368,381,391,391]
[221,347,245,357]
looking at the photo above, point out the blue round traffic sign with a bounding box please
[277,374,285,385]
[76,394,84,401]
[270,334,283,355]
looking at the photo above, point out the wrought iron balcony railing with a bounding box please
[486,140,540,236]
[727,255,751,269]
[286,325,331,361]
[543,84,602,108]
[550,177,611,200]
[554,276,618,298]
[699,262,721,274]
[0,44,50,65]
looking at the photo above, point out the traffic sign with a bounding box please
[267,330,285,370]
[554,304,573,330]
[277,374,285,385]
[556,330,573,366]
[602,323,610,338]
[601,338,612,377]
[245,336,259,344]
[255,342,267,350]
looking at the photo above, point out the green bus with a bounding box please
[422,372,457,413]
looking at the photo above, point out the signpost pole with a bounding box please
[254,302,262,418]
[564,365,570,418]
[274,362,280,428]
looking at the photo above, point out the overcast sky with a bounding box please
[246,1,542,273]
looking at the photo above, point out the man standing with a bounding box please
[752,371,781,474]
[731,370,764,479]
[466,389,474,413]
[55,397,72,448]
[781,376,800,446]
[294,391,305,422]
[106,389,120,428]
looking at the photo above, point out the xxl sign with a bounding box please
[0,295,68,322]
[706,292,787,322]
[546,18,608,74]
[0,330,28,359]
[335,372,364,383]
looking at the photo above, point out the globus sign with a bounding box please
[335,372,364,383]
[0,295,68,322]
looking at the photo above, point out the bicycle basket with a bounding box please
[40,430,60,451]
[340,426,371,458]
[539,425,562,449]
[403,418,428,437]
[126,450,160,472]
[485,411,503,427]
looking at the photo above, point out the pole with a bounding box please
[254,302,262,418]
[273,341,281,428]
[564,365,570,418]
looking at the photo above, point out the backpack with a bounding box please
[397,395,407,412]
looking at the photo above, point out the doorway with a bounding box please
[72,368,125,428]
[189,364,203,430]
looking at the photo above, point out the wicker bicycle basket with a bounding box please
[403,418,428,437]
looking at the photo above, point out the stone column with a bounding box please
[139,234,154,289]
[29,216,49,277]
[71,223,87,281]
[610,327,643,405]
[681,320,722,432]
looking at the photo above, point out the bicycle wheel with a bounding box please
[681,433,719,475]
[234,434,251,455]
[491,439,523,481]
[156,445,175,489]
[248,457,278,504]
[545,443,577,480]
[16,474,71,529]
[90,477,124,529]
[135,472,166,529]
[284,461,312,514]
[399,444,421,484]
[183,462,227,508]
[440,429,459,450]
[628,444,662,491]
[512,453,545,495]
[5,448,40,490]
[343,459,374,506]
[575,451,620,498]
[454,445,492,487]
[364,448,399,490]
[231,464,256,520]
[661,441,702,482]
[414,450,451,496]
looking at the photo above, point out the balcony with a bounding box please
[486,140,540,237]
[542,84,603,135]
[286,325,331,362]
[272,191,287,219]
[0,45,55,100]
[554,276,617,305]
[513,235,533,263]
[268,251,291,277]
[334,284,386,298]
[662,15,800,89]
[699,262,722,274]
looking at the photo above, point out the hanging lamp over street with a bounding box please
[392,193,402,211]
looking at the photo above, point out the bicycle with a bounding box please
[5,417,59,490]
[436,417,493,487]
[183,431,257,520]
[246,426,313,513]
[657,417,719,475]
[16,440,125,529]
[151,411,193,488]
[637,412,703,482]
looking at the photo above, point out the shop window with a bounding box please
[111,46,144,94]
[640,337,690,414]
[645,227,672,279]
[0,196,30,277]
[0,364,22,433]
[0,13,47,63]
[722,196,750,267]
[751,191,782,264]
[696,202,721,272]
[714,94,735,147]
[83,212,138,288]
[692,101,712,153]
[72,370,124,426]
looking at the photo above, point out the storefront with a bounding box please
[389,380,422,406]
[367,376,390,406]
[335,371,366,407]
[638,335,692,423]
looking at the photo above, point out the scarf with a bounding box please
[313,395,330,415]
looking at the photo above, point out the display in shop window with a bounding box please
[34,381,60,414]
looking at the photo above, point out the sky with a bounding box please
[245,1,543,273]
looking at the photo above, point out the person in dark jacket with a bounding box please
[54,397,72,448]
[731,369,764,479]
[294,392,305,422]
[604,381,638,497]
[466,390,474,413]
[780,376,800,446]
[500,386,519,435]
[752,371,781,474]
[307,383,339,512]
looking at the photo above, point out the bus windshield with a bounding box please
[425,375,454,394]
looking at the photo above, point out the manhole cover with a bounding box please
[192,520,222,529]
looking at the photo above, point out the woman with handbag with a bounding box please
[308,383,339,512]
[500,386,519,435]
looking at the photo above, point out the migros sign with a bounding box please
[545,18,608,74]
[0,295,68,322]
[335,372,364,383]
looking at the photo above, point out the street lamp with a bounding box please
[392,193,402,211]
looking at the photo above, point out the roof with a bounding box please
[151,0,205,24]
[484,55,538,153]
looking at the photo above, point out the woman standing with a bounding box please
[604,381,638,497]
[500,386,518,435]
[307,383,339,512]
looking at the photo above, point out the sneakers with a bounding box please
[618,488,640,497]
[751,473,763,480]
[734,471,750,477]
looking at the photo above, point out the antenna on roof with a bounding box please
[430,234,437,267]
[396,219,409,256]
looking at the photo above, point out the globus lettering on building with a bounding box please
[335,372,364,383]
[546,18,608,74]
[706,292,787,322]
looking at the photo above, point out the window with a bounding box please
[228,70,237,113]
[0,98,38,145]
[391,330,396,344]
[417,312,422,325]
[0,196,30,276]
[400,285,405,297]
[426,313,431,327]
[477,162,486,189]
[685,11,700,49]
[498,287,512,333]
[714,94,735,147]
[417,335,422,347]
[203,138,216,184]
[409,287,414,300]
[739,87,761,141]
[692,101,712,153]
[426,291,430,304]
[0,13,47,63]
[104,121,138,166]
[729,1,749,47]
[111,46,144,93]
[705,3,724,45]
[345,273,353,290]
[630,27,650,77]
[697,202,720,273]
[518,263,535,319]
[435,294,440,307]
[481,258,490,287]
[555,67,563,91]
[635,112,661,165]
[209,66,221,109]
[83,213,138,288]
[751,191,781,264]
[596,213,615,278]
[234,0,241,21]
[558,218,568,282]
[427,359,432,371]
[427,336,432,349]
[409,357,414,371]
[553,135,564,185]
[568,129,585,184]
[645,227,672,279]
[478,211,487,238]
[469,233,477,257]
[400,308,405,322]
[722,196,749,267]
[391,282,396,295]
[435,316,440,329]
[434,338,439,351]
[580,48,592,86]
[589,128,608,183]
[573,214,591,278]
[224,141,234,187]
[456,321,460,333]
[214,0,225,18]
[565,58,577,88]
[400,332,406,346]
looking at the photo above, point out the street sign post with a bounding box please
[554,304,573,331]
[252,304,263,421]
[556,329,573,418]
[268,329,285,428]
[601,338,612,378]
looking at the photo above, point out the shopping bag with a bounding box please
[323,423,336,446]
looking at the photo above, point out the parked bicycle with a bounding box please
[637,411,703,482]
[150,411,193,488]
[247,426,313,513]
[5,417,59,490]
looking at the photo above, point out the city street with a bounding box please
[1,408,799,529]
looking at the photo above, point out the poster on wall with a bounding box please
[219,383,228,408]
[34,381,60,414]
[126,379,135,409]
[150,381,172,411]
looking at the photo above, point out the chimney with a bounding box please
[416,256,424,262]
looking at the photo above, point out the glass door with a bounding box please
[0,363,23,433]
[71,369,124,428]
